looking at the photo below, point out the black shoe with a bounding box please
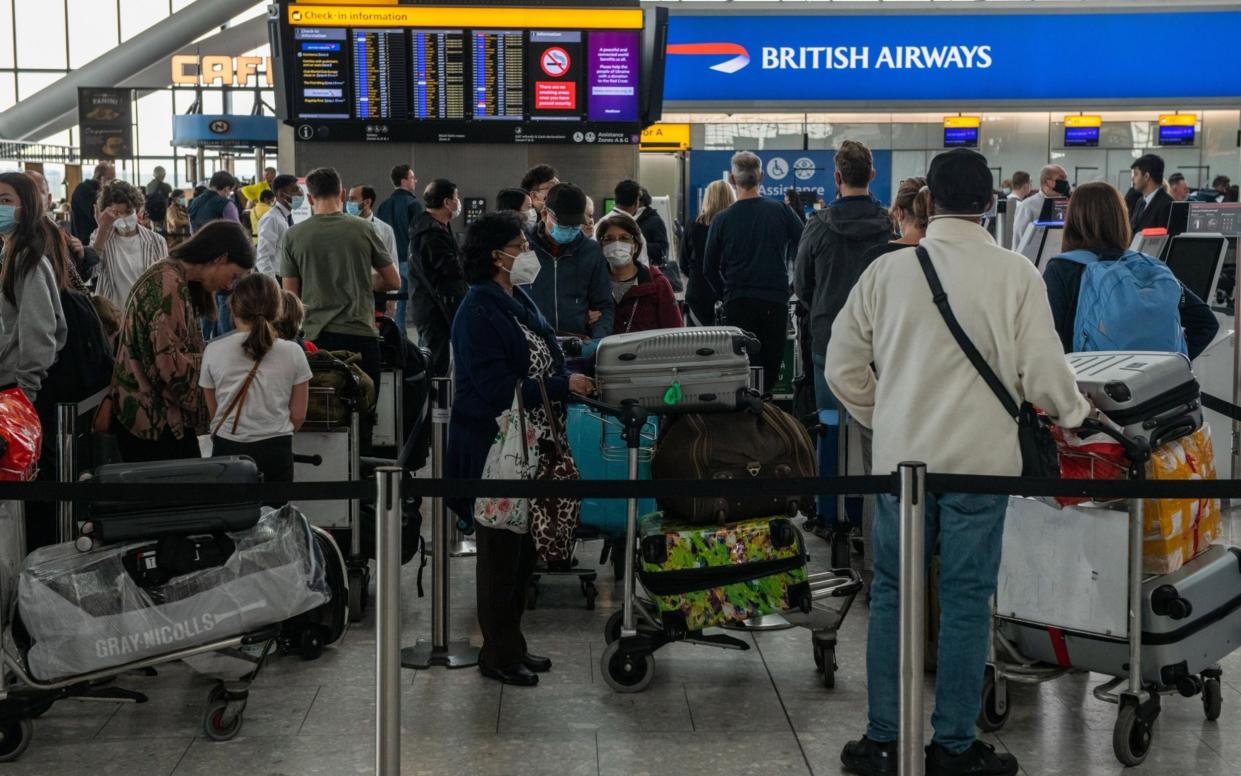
[478,663,539,687]
[926,741,1018,776]
[840,736,897,776]
[522,652,552,673]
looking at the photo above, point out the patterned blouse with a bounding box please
[111,259,207,441]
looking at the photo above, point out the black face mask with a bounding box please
[1052,179,1071,197]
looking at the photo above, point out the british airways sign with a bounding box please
[664,11,1241,104]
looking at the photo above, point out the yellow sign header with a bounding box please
[1064,115,1102,128]
[943,115,981,129]
[1160,113,1197,127]
[287,5,644,30]
[640,123,690,152]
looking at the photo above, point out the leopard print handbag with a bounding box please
[528,377,582,563]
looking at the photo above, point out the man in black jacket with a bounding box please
[794,140,894,409]
[376,164,424,331]
[613,180,671,269]
[1129,154,1175,232]
[69,162,114,243]
[408,178,466,376]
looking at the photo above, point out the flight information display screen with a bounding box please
[1159,125,1196,146]
[277,4,651,144]
[943,127,979,148]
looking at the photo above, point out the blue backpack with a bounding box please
[1059,249,1187,355]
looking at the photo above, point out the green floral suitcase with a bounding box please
[637,513,810,634]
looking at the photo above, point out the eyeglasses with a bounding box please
[503,238,530,253]
[600,234,636,245]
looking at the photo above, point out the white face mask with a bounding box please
[500,249,540,286]
[114,214,139,232]
[603,241,634,267]
[523,208,538,229]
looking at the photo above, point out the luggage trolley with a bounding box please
[981,418,1229,767]
[579,396,864,693]
[293,358,369,622]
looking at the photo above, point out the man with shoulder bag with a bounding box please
[826,148,1091,776]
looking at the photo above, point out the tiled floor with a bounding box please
[10,517,1241,775]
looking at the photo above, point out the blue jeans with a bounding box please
[812,353,864,530]
[866,491,1008,754]
[394,262,410,335]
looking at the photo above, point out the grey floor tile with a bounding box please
[598,730,809,776]
[171,735,372,776]
[99,683,320,740]
[684,684,792,732]
[22,697,120,742]
[999,728,1222,776]
[9,736,192,776]
[498,683,693,734]
[299,677,500,738]
[403,732,598,776]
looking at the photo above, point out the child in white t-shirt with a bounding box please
[199,273,312,483]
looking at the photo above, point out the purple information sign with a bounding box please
[586,31,639,122]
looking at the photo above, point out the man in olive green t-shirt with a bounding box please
[282,167,400,385]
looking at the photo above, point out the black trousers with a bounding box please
[475,525,536,671]
[684,278,717,327]
[725,298,788,394]
[212,434,293,483]
[114,422,202,463]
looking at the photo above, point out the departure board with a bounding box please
[473,31,524,120]
[293,28,350,120]
[412,30,466,120]
[353,30,409,120]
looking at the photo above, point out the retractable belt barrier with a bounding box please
[8,472,1241,503]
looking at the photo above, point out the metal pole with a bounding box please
[350,409,363,560]
[1127,498,1144,695]
[898,462,927,776]
[621,444,639,637]
[402,378,479,669]
[1231,262,1240,485]
[56,404,76,544]
[375,467,402,776]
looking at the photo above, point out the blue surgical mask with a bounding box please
[549,223,581,245]
[346,202,361,216]
[292,196,305,211]
[0,205,16,235]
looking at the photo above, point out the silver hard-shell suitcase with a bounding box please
[999,544,1241,687]
[1069,351,1201,449]
[595,327,757,412]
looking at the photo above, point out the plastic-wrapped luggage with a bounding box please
[567,404,657,537]
[0,387,41,482]
[1142,425,1222,575]
[18,506,329,681]
[637,513,810,633]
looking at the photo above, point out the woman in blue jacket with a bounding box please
[447,211,594,687]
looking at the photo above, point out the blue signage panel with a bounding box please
[688,149,892,221]
[665,12,1241,104]
[172,115,278,147]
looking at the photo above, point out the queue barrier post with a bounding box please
[375,467,402,776]
[56,404,75,544]
[898,462,927,776]
[401,378,479,670]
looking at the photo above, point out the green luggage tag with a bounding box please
[663,381,683,406]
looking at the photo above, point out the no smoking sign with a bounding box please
[540,47,571,78]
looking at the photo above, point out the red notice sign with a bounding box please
[535,81,577,110]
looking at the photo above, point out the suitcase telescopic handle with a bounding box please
[1079,417,1152,464]
[571,395,651,430]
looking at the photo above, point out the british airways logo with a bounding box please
[669,42,993,73]
[665,43,752,74]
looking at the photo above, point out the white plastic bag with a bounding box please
[474,390,538,534]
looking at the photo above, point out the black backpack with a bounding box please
[46,289,114,404]
[145,186,169,225]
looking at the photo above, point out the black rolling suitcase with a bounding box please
[83,457,263,545]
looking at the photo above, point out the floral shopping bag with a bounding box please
[474,389,539,534]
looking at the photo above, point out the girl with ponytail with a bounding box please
[199,272,312,484]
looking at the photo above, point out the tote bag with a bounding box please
[474,388,539,533]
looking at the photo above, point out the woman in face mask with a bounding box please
[0,172,70,404]
[165,188,191,249]
[92,179,169,309]
[595,210,682,334]
[446,211,593,688]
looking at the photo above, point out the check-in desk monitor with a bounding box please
[1164,233,1227,304]
[1017,196,1067,271]
[1131,228,1171,260]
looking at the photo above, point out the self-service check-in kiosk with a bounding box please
[1016,197,1067,271]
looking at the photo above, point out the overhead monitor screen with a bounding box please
[943,127,978,148]
[1187,203,1241,236]
[274,3,656,143]
[1165,236,1224,303]
[1159,125,1196,146]
[1064,126,1099,147]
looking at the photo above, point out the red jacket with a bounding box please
[612,263,683,334]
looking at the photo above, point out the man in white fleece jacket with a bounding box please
[828,148,1091,776]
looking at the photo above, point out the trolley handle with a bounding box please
[293,454,323,467]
